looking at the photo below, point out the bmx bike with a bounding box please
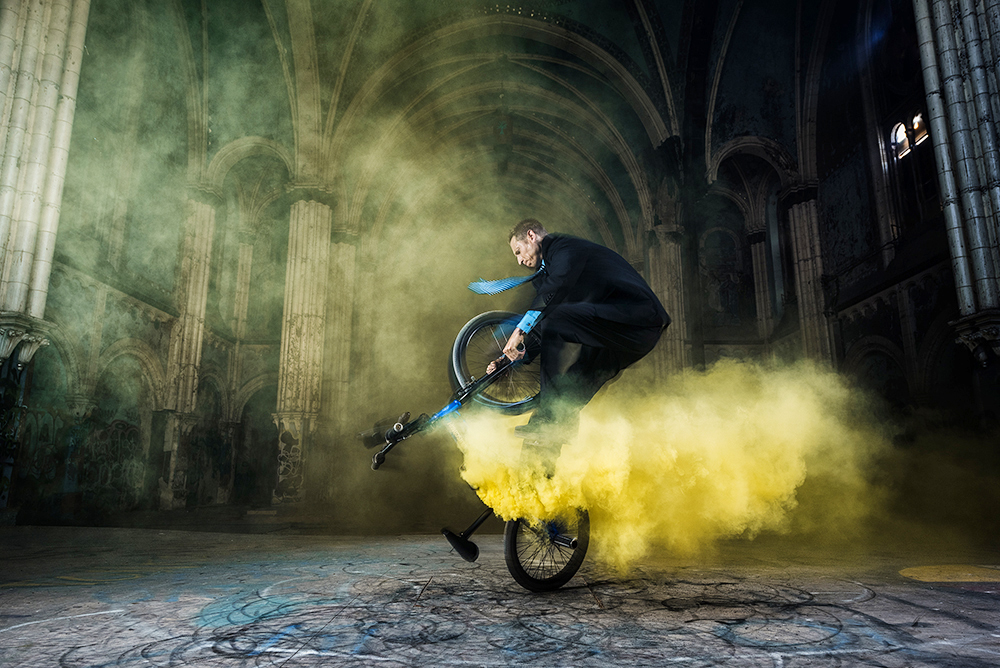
[359,310,590,592]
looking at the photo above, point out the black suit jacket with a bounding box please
[529,234,670,329]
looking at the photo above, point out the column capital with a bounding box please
[650,224,684,247]
[779,182,818,208]
[186,184,224,207]
[272,412,319,440]
[0,313,52,365]
[286,183,336,210]
[64,394,98,421]
[951,309,1000,366]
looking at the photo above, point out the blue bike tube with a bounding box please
[431,399,462,422]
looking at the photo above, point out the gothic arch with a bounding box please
[915,311,966,404]
[799,0,839,182]
[96,338,167,410]
[205,136,295,194]
[197,367,233,424]
[708,136,799,190]
[234,372,280,421]
[841,334,910,404]
[329,14,672,167]
[37,326,85,399]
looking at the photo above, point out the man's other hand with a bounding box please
[486,328,526,374]
[503,328,527,362]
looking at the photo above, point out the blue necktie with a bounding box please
[468,261,545,295]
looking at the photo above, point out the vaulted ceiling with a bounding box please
[174,0,697,265]
[70,0,812,284]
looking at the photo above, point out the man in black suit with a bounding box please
[491,218,670,449]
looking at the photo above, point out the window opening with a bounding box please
[888,109,939,231]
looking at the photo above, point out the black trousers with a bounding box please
[528,302,666,436]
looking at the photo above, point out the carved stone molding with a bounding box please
[175,412,200,437]
[0,328,26,362]
[16,334,50,364]
[271,411,317,504]
[650,223,683,246]
[186,183,224,207]
[271,412,318,441]
[951,309,1000,366]
[286,184,336,211]
[64,394,97,421]
[0,314,53,365]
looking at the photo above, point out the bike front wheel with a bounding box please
[503,509,590,592]
[450,310,540,415]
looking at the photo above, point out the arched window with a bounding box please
[888,109,939,230]
[891,122,910,158]
[911,112,928,144]
[890,113,929,159]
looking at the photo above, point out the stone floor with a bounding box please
[0,524,998,667]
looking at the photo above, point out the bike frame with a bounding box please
[363,354,520,470]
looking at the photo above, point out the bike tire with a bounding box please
[450,310,540,415]
[503,509,590,592]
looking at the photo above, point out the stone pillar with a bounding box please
[217,420,241,505]
[913,0,1000,363]
[158,412,197,510]
[747,228,774,340]
[166,194,216,415]
[647,225,686,378]
[227,239,253,402]
[787,195,834,363]
[1,0,89,315]
[27,0,90,319]
[0,0,89,508]
[274,197,332,502]
[161,192,217,508]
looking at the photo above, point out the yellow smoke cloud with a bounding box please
[454,359,893,571]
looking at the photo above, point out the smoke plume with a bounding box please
[455,358,895,571]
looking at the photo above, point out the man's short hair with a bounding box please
[509,218,548,241]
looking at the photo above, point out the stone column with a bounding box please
[0,0,89,508]
[217,420,241,505]
[27,0,90,319]
[747,228,774,340]
[913,0,1000,363]
[786,195,834,363]
[273,196,332,503]
[0,0,47,258]
[647,224,686,379]
[227,239,253,402]
[158,412,198,510]
[161,192,217,508]
[1,0,82,314]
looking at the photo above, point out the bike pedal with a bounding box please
[441,528,479,563]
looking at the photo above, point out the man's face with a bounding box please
[510,230,543,269]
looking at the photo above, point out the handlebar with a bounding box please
[358,412,410,449]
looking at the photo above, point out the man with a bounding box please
[487,218,670,447]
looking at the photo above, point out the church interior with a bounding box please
[0,0,997,541]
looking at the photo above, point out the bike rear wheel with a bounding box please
[450,310,540,415]
[503,509,590,591]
